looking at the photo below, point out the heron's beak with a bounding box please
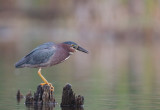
[77,46,88,53]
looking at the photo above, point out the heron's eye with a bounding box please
[74,45,78,49]
[71,44,78,49]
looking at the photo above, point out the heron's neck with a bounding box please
[58,43,76,54]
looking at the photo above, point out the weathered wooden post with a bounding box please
[61,84,84,107]
[17,83,84,109]
[25,84,55,104]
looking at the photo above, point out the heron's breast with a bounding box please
[49,49,70,66]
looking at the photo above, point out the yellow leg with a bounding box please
[38,68,54,91]
[38,68,49,84]
[40,83,54,91]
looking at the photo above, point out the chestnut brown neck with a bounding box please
[58,43,76,53]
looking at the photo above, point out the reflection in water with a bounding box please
[17,98,55,110]
[16,97,22,104]
[25,103,55,110]
[61,107,84,110]
[25,104,84,110]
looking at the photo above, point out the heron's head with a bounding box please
[63,41,88,54]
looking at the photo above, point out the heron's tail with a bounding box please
[15,58,26,68]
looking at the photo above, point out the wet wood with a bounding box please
[25,84,55,105]
[17,83,84,109]
[17,90,24,98]
[16,90,24,102]
[25,103,55,110]
[61,84,84,107]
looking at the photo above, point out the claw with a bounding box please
[38,69,54,92]
[48,83,54,92]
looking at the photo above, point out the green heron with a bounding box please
[15,41,88,91]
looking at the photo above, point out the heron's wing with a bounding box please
[15,42,56,68]
[25,42,55,58]
[26,46,56,65]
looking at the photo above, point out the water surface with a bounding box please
[1,59,160,110]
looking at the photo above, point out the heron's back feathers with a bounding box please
[15,42,56,68]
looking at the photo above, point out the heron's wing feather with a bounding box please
[26,46,55,65]
[25,42,54,58]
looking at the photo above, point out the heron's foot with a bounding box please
[48,83,54,92]
[40,83,54,92]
